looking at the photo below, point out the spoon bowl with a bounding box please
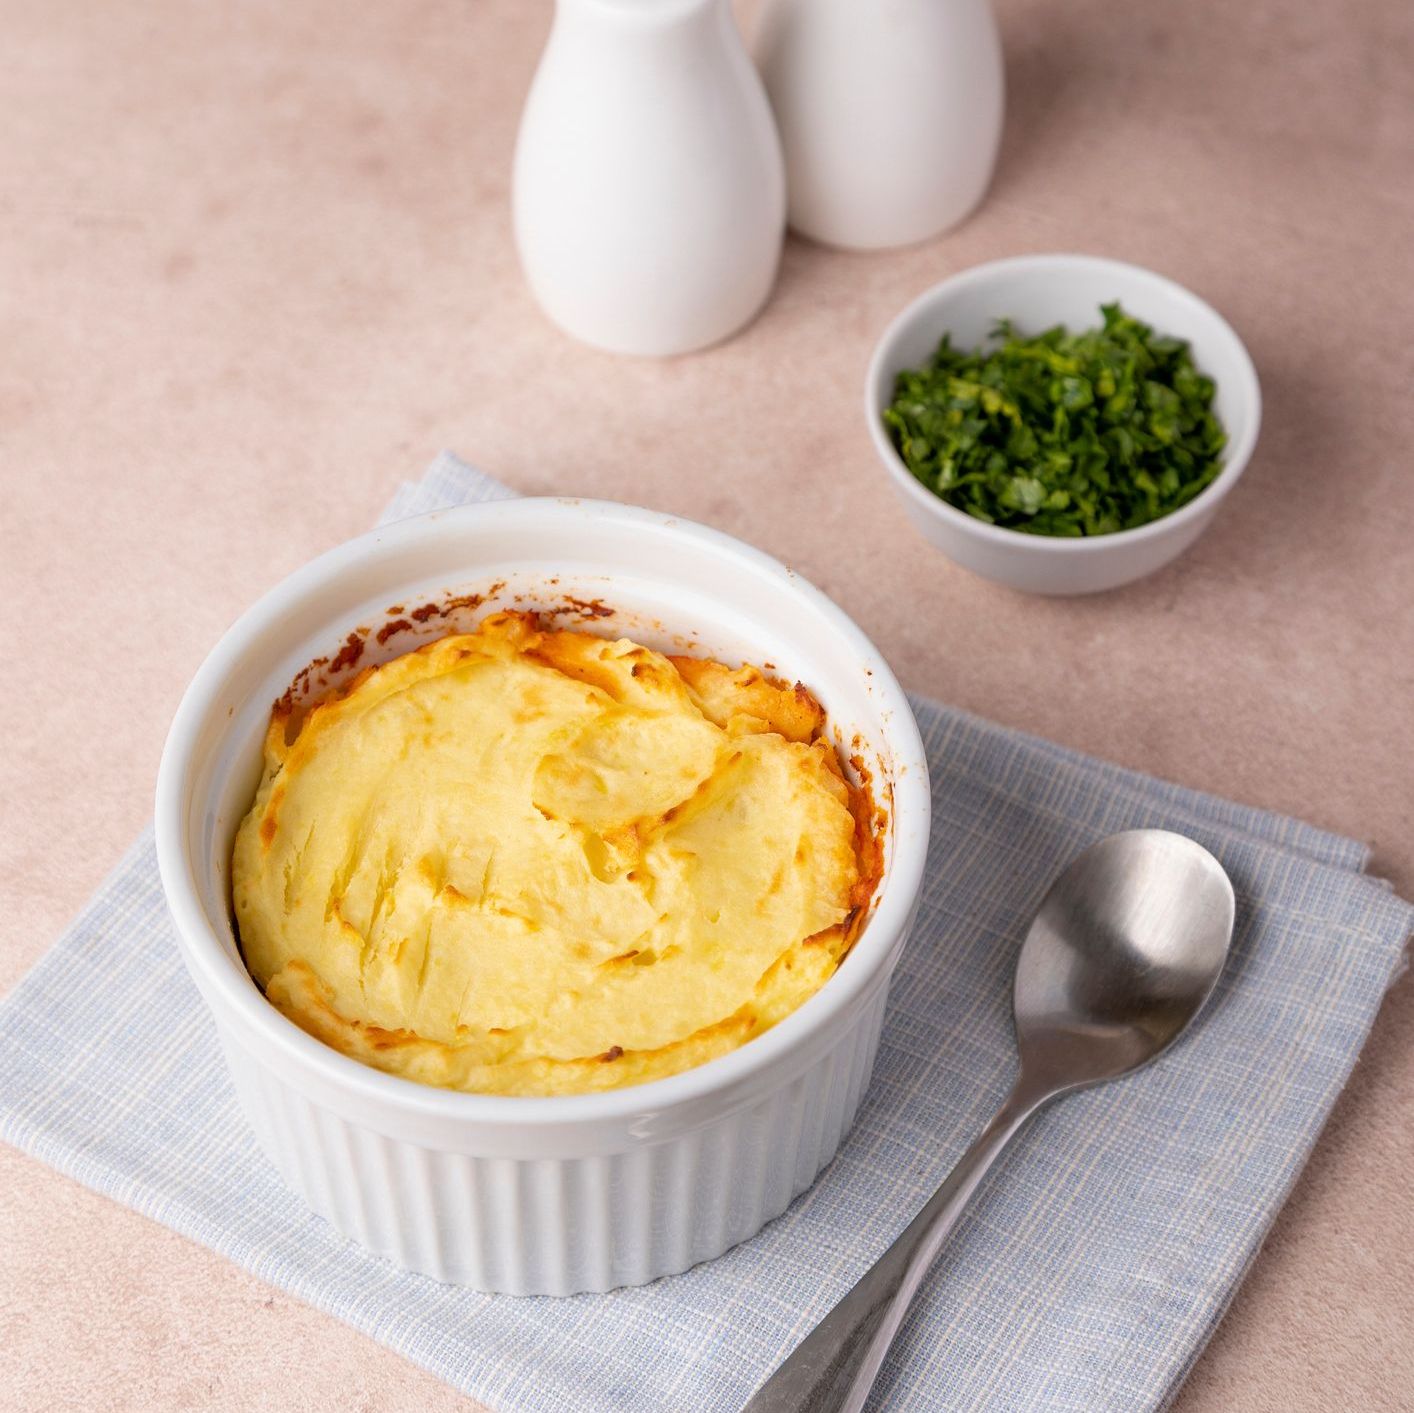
[1015,829,1235,1089]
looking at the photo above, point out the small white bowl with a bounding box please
[866,254,1262,595]
[155,498,930,1294]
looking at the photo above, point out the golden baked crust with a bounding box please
[232,611,878,1096]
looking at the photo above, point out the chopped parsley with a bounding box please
[884,303,1226,536]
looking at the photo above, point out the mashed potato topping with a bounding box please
[232,612,877,1096]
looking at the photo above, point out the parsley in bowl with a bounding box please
[867,255,1261,594]
[885,304,1226,537]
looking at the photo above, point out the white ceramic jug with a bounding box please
[755,0,1004,251]
[513,0,786,357]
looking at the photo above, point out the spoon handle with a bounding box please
[742,1080,1049,1413]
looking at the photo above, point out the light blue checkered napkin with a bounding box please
[3,455,1409,1412]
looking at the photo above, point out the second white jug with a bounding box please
[756,0,1005,251]
[513,0,786,357]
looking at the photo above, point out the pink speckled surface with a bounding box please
[2,0,1412,1408]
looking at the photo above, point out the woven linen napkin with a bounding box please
[2,454,1409,1413]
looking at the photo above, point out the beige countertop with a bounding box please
[2,0,1411,1407]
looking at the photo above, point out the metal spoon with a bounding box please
[744,828,1235,1413]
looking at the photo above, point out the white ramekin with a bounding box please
[155,498,930,1294]
[867,254,1262,595]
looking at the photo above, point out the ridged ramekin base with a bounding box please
[221,985,888,1295]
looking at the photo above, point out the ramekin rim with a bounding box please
[154,496,931,1128]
